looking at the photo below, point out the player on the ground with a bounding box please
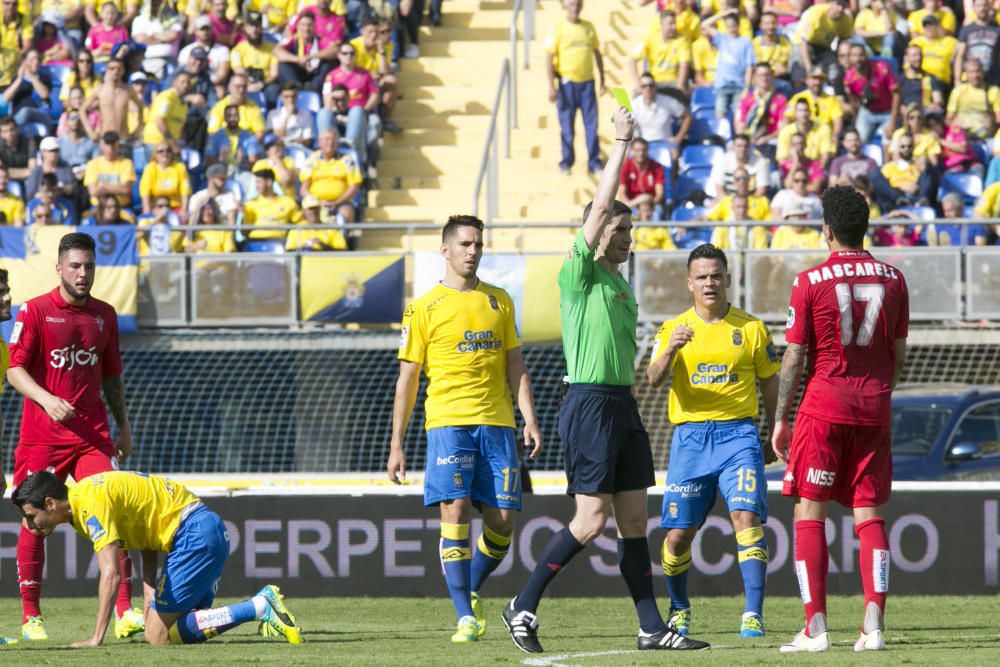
[501,108,709,654]
[772,185,909,653]
[12,470,302,647]
[386,214,543,644]
[5,232,143,641]
[647,243,780,639]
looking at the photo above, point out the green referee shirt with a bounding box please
[558,229,638,386]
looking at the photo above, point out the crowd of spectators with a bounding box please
[0,0,438,253]
[609,0,1000,250]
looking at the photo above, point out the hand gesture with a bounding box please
[613,106,634,141]
[771,421,792,463]
[523,421,542,460]
[387,447,406,483]
[668,325,694,355]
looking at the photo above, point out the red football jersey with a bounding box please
[8,288,123,447]
[785,250,909,425]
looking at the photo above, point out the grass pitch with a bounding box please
[0,595,997,665]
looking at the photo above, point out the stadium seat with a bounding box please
[669,205,711,249]
[40,64,72,87]
[691,88,716,114]
[687,115,731,145]
[863,143,884,167]
[971,141,990,167]
[132,144,148,175]
[899,206,936,222]
[243,240,285,253]
[297,91,322,114]
[285,143,312,171]
[964,204,977,218]
[926,223,984,246]
[670,205,707,222]
[248,91,267,110]
[21,122,48,138]
[672,167,712,204]
[679,145,723,174]
[647,140,673,169]
[182,148,205,191]
[939,172,984,204]
[7,180,23,200]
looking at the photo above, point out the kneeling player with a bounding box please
[647,244,780,638]
[13,470,302,647]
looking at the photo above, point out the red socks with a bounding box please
[793,519,828,636]
[117,550,135,618]
[855,518,889,631]
[17,525,44,622]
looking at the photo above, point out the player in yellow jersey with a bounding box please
[12,470,302,647]
[387,215,542,644]
[647,244,780,639]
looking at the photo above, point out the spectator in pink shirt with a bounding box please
[85,3,130,63]
[319,43,380,164]
[927,113,983,176]
[274,12,339,92]
[844,43,901,144]
[735,63,787,150]
[779,131,825,193]
[207,0,238,48]
[290,2,346,47]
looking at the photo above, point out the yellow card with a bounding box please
[612,87,633,112]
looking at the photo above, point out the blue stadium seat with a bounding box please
[670,205,711,249]
[863,143,884,167]
[670,205,707,222]
[40,64,72,87]
[182,148,205,191]
[691,87,716,114]
[284,142,313,171]
[132,144,148,175]
[679,145,723,174]
[964,204,977,218]
[248,91,267,110]
[971,141,990,167]
[939,172,984,204]
[297,91,322,114]
[243,240,285,253]
[647,140,673,168]
[672,167,712,203]
[926,223,984,246]
[687,115,731,145]
[21,122,48,138]
[899,206,936,222]
[225,178,243,201]
[7,180,23,200]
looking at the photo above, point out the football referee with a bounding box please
[501,108,709,654]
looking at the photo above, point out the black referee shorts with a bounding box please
[559,384,656,496]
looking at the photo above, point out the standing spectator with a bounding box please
[25,137,77,203]
[954,0,1000,86]
[3,50,53,130]
[0,117,37,181]
[792,0,854,83]
[131,0,183,80]
[899,44,945,114]
[752,12,792,81]
[771,166,823,219]
[320,43,380,164]
[829,128,879,185]
[229,11,280,108]
[620,139,666,220]
[854,0,901,59]
[871,132,935,210]
[843,43,900,144]
[207,74,267,142]
[702,10,755,118]
[273,11,338,93]
[59,51,98,107]
[140,141,191,222]
[173,49,215,152]
[778,132,825,193]
[243,168,303,241]
[351,17,401,134]
[707,133,770,198]
[735,63,787,150]
[784,67,844,137]
[0,166,25,225]
[81,59,144,140]
[547,0,605,175]
[776,99,835,169]
[631,10,690,99]
[631,71,690,167]
[143,70,190,150]
[57,111,98,169]
[188,162,240,226]
[268,83,316,148]
[911,16,959,87]
[206,104,262,171]
[946,58,1000,140]
[891,105,941,168]
[179,16,231,100]
[299,129,362,233]
[84,2,129,64]
[0,0,32,90]
[83,131,136,208]
[909,0,957,37]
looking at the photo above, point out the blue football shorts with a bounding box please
[424,425,521,510]
[153,504,230,613]
[661,418,768,529]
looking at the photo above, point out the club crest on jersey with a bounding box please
[488,295,499,311]
[668,502,679,519]
[94,315,104,332]
[786,306,795,329]
[453,473,464,489]
[732,330,742,346]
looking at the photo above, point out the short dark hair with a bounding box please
[361,16,379,28]
[40,173,59,190]
[255,168,275,181]
[442,215,484,243]
[753,62,773,75]
[12,470,68,511]
[822,185,869,248]
[687,243,728,270]
[0,117,14,128]
[582,199,632,224]
[281,81,301,92]
[660,10,676,20]
[732,133,750,144]
[760,10,777,20]
[632,137,648,148]
[58,232,96,259]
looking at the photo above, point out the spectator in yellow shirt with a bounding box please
[229,12,279,107]
[632,194,677,250]
[546,0,605,174]
[0,165,25,226]
[703,167,771,221]
[350,16,400,133]
[140,141,192,222]
[708,194,771,249]
[631,10,690,97]
[244,167,303,241]
[83,131,135,207]
[854,0,902,59]
[207,73,267,141]
[753,11,792,79]
[793,1,854,82]
[299,129,362,230]
[783,66,844,136]
[872,132,935,210]
[769,207,825,248]
[285,194,348,251]
[911,16,959,85]
[185,198,236,254]
[946,58,1000,140]
[908,0,957,37]
[143,71,190,149]
[776,98,835,168]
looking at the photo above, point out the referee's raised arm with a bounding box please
[581,107,635,249]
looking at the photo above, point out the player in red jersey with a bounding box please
[5,233,143,642]
[771,186,909,654]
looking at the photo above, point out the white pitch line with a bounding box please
[521,634,1000,666]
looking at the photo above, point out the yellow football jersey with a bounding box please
[399,282,520,430]
[652,306,780,424]
[0,339,8,393]
[69,472,201,553]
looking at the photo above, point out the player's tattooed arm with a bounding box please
[102,375,133,461]
[774,343,805,424]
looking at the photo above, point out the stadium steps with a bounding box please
[368,0,641,233]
